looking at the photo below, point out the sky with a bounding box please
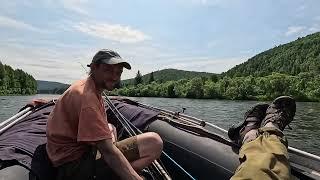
[0,0,320,83]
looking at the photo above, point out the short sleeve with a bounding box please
[77,106,113,142]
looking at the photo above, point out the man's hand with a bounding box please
[96,138,142,180]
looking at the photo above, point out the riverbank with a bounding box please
[0,93,36,96]
[112,72,320,102]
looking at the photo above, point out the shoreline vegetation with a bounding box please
[110,72,320,102]
[0,62,37,96]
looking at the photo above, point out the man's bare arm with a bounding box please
[96,138,142,180]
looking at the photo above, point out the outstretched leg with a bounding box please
[230,96,296,180]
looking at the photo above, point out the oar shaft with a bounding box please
[0,109,33,135]
[288,147,320,162]
[0,107,32,128]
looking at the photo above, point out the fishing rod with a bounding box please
[103,93,171,180]
[104,94,195,180]
[105,97,197,180]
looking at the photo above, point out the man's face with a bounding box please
[94,64,123,90]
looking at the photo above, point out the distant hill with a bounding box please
[122,68,217,85]
[225,32,320,77]
[37,80,70,94]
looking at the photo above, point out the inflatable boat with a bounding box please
[0,98,319,180]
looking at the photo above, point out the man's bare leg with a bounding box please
[107,123,163,170]
[130,132,163,171]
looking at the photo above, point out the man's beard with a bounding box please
[101,80,114,91]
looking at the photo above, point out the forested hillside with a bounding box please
[112,32,320,102]
[122,68,216,85]
[225,32,320,77]
[37,80,70,94]
[0,62,37,95]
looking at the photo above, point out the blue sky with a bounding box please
[0,0,319,83]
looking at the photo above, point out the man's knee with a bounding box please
[147,132,163,150]
[138,132,163,158]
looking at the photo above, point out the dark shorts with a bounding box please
[56,136,140,180]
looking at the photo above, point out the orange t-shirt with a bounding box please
[46,77,113,167]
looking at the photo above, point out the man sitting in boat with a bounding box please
[228,96,295,180]
[46,49,163,180]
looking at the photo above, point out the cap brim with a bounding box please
[100,57,131,70]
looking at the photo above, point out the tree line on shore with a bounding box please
[110,71,320,102]
[0,62,37,95]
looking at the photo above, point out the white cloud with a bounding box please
[0,35,247,83]
[60,0,89,15]
[0,15,41,32]
[285,26,306,36]
[285,21,320,37]
[0,40,91,83]
[309,24,320,33]
[74,22,151,43]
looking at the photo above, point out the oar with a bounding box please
[0,107,33,135]
[0,107,32,129]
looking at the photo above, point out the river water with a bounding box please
[0,95,319,156]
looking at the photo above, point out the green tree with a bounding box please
[148,71,155,83]
[210,74,219,82]
[0,62,5,86]
[134,70,143,85]
[185,77,204,98]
